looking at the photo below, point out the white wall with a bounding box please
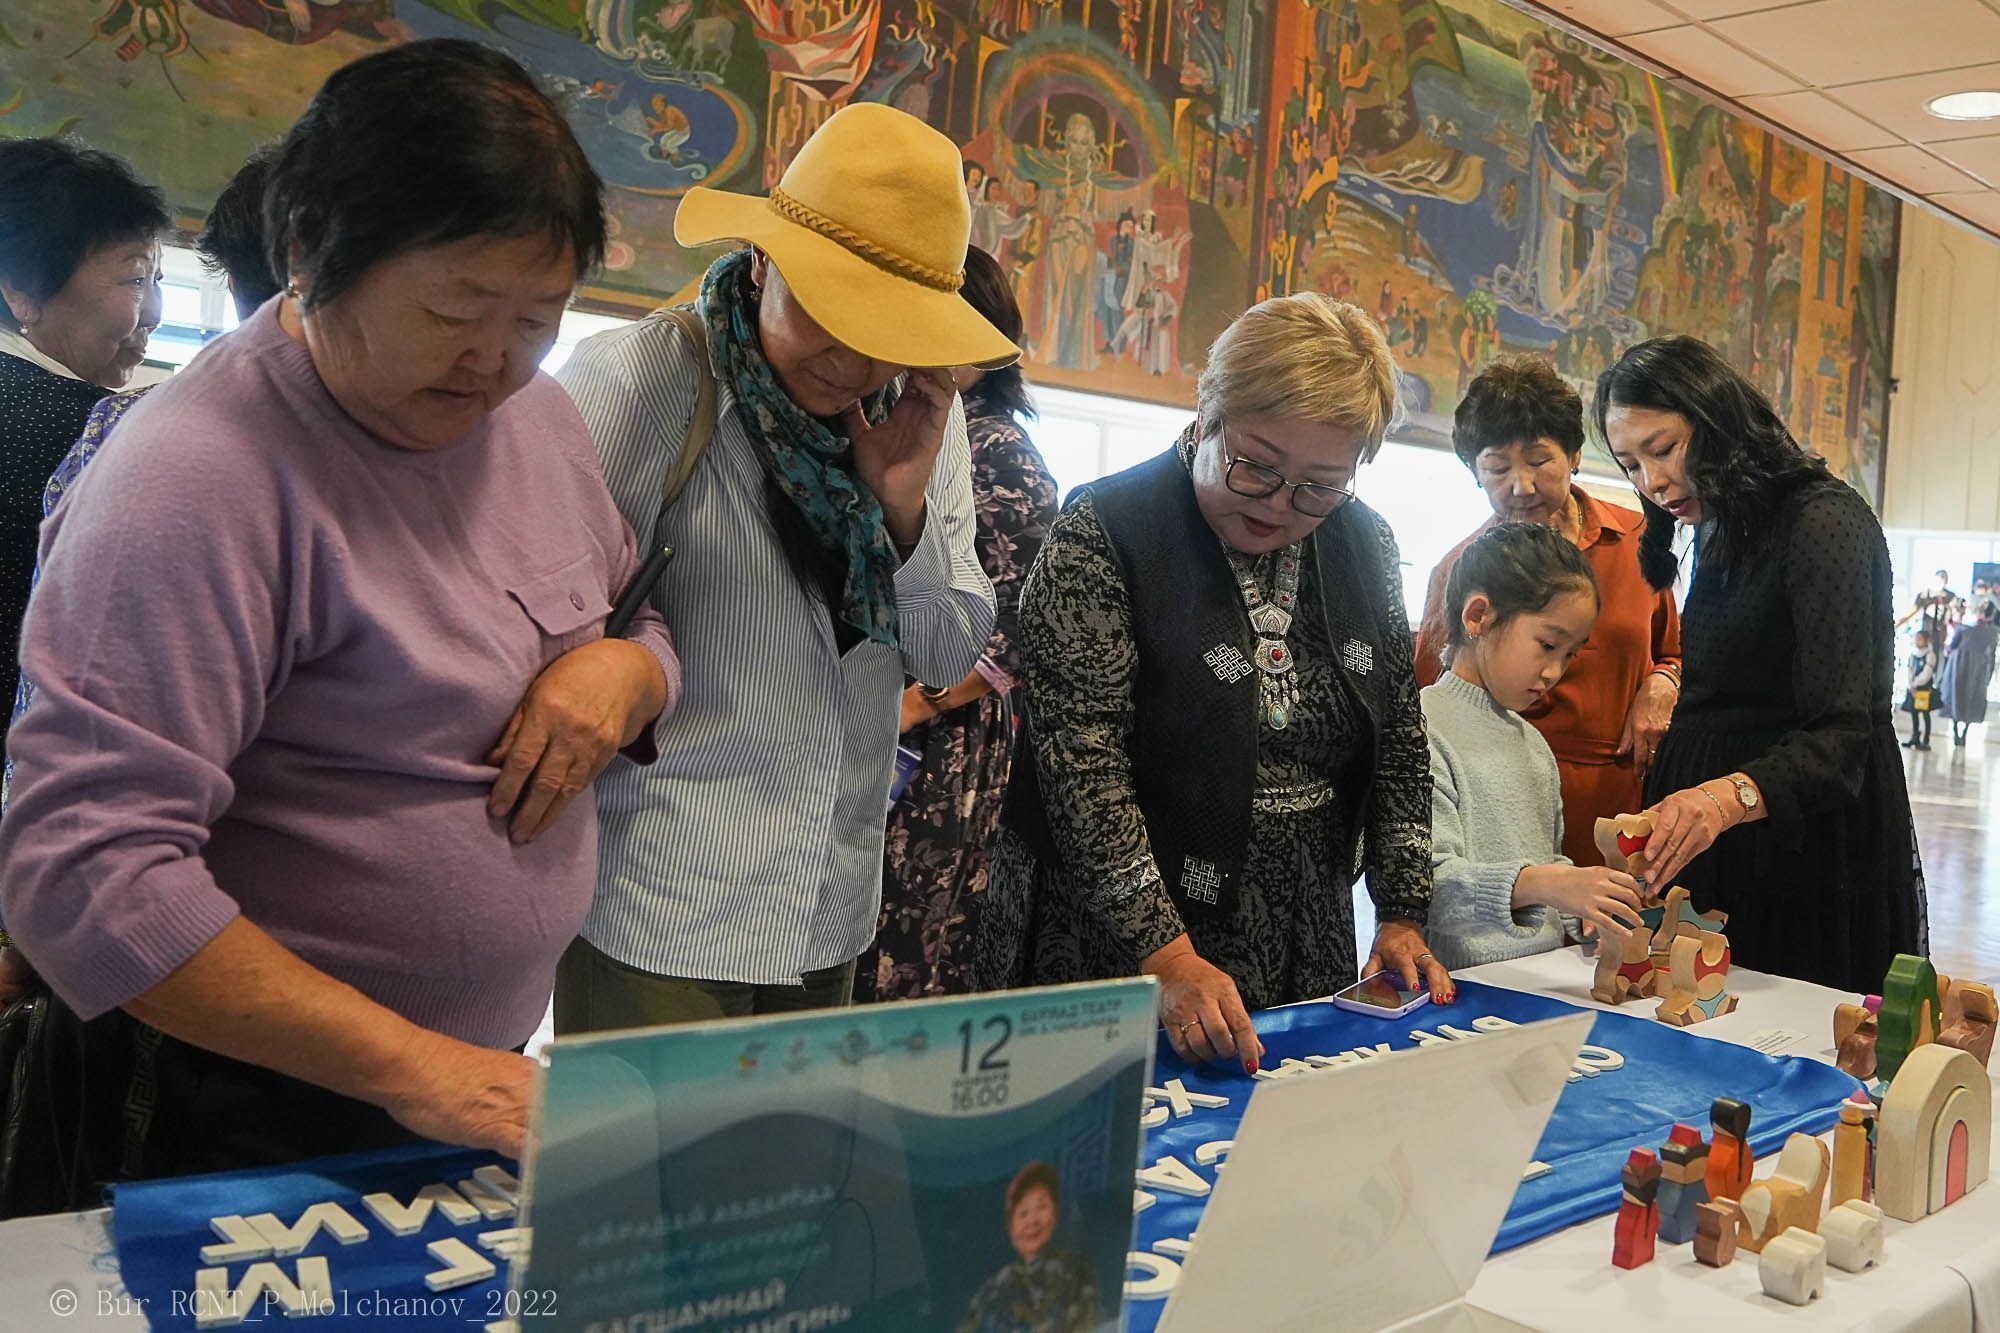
[1884,204,2000,534]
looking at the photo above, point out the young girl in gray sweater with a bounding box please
[1422,523,1645,970]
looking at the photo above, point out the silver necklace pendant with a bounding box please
[1229,541,1304,732]
[1249,601,1293,638]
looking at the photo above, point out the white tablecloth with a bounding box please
[1461,949,1990,1332]
[3,949,1994,1331]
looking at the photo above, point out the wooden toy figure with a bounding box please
[1593,812,1658,885]
[1939,980,1997,1069]
[1706,1097,1755,1202]
[1758,1227,1827,1306]
[1831,1090,1876,1208]
[1693,1198,1741,1267]
[1613,1148,1663,1270]
[1737,1133,1831,1253]
[1656,1122,1710,1244]
[1877,1043,1992,1222]
[1821,1200,1886,1273]
[1834,997,1881,1080]
[1591,922,1657,1005]
[1643,884,1730,975]
[1656,930,1739,1027]
[1877,953,1945,1085]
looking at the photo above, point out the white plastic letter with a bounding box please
[193,1257,332,1328]
[362,1184,481,1235]
[425,1236,498,1291]
[246,1202,369,1255]
[478,1226,534,1262]
[199,1215,271,1265]
[457,1175,517,1221]
[1124,1251,1181,1300]
[1136,1155,1211,1198]
[1145,1077,1231,1119]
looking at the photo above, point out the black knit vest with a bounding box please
[1006,446,1392,921]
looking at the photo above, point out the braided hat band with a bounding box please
[767,188,965,294]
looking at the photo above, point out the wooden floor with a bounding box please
[1905,721,2000,984]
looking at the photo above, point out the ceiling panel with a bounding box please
[1536,0,1684,35]
[1930,134,2000,184]
[1831,63,2000,144]
[1661,0,1805,16]
[1843,144,1991,194]
[1621,25,1803,95]
[1711,0,2000,87]
[1925,191,2000,233]
[1739,90,1901,151]
[1502,0,2000,241]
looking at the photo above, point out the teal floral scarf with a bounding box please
[701,249,902,648]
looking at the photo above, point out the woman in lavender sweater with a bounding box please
[0,41,678,1185]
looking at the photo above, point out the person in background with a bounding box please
[0,137,168,744]
[1903,629,1939,751]
[1898,567,1956,644]
[980,293,1451,1074]
[0,39,677,1185]
[1416,355,1681,868]
[1423,523,1645,971]
[1,148,289,997]
[958,1162,1099,1333]
[555,103,1003,1031]
[1970,578,1997,622]
[40,145,283,522]
[860,246,1058,1001]
[1598,335,1925,991]
[1941,604,1998,748]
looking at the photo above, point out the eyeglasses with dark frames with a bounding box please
[1219,431,1356,517]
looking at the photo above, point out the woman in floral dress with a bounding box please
[858,247,1059,1001]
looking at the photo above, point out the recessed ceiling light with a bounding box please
[1926,91,2000,121]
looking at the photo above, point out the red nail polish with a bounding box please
[1246,1057,1259,1075]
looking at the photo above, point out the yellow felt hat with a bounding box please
[674,102,1021,371]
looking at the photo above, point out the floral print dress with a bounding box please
[857,388,1059,1001]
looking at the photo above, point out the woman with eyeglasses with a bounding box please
[975,294,1449,1072]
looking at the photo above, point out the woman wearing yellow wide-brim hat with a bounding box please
[553,102,1008,1029]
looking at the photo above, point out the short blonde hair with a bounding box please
[1196,293,1400,461]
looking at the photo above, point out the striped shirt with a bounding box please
[558,309,996,984]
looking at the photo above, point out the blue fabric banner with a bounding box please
[1128,979,1862,1330]
[112,1143,517,1331]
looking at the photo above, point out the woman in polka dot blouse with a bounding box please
[1595,335,1924,992]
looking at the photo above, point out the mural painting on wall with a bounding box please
[0,0,1894,500]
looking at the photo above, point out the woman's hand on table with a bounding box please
[1143,935,1264,1074]
[1642,776,1756,888]
[1366,919,1457,1004]
[0,943,35,1005]
[488,637,668,844]
[376,1028,535,1159]
[1616,671,1678,776]
[1517,865,1645,941]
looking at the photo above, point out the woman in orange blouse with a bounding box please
[1416,357,1682,867]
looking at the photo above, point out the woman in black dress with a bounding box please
[1596,336,1925,991]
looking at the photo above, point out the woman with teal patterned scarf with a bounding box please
[554,103,1016,1029]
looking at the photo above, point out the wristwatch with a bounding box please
[1726,775,1760,813]
[918,684,953,712]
